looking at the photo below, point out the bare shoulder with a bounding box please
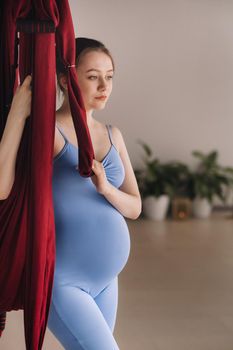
[110,125,141,201]
[110,125,124,153]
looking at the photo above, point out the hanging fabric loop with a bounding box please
[16,19,56,34]
[0,0,94,348]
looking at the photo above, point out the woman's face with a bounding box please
[75,51,114,111]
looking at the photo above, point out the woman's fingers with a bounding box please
[21,75,32,87]
[10,75,32,121]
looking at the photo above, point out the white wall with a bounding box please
[68,0,233,172]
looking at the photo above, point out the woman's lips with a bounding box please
[95,96,107,100]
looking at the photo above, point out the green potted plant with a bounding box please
[135,141,190,220]
[190,150,233,218]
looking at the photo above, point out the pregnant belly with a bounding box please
[53,193,131,289]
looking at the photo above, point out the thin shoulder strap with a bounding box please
[106,124,113,145]
[56,123,68,143]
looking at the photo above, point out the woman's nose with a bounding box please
[98,78,107,90]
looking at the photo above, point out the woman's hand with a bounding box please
[90,159,110,195]
[9,75,32,122]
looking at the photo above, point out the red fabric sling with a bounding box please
[0,1,94,348]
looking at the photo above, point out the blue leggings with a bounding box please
[47,277,119,349]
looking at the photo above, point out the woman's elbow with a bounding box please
[0,178,14,201]
[132,209,142,220]
[131,198,142,220]
[0,192,10,200]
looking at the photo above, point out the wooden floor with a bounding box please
[1,211,233,349]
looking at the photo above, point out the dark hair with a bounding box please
[56,37,115,93]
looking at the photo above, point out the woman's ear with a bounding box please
[59,74,68,91]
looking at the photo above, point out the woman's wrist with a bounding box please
[8,108,27,124]
[101,181,113,196]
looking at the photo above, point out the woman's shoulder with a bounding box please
[106,124,125,153]
[96,121,122,152]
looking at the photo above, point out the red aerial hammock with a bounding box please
[0,0,94,349]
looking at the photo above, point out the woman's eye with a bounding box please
[88,75,113,80]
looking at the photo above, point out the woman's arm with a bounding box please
[0,75,32,199]
[91,126,142,220]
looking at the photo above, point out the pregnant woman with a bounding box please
[0,34,141,349]
[47,37,142,349]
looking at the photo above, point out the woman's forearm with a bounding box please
[0,75,31,200]
[0,112,26,199]
[102,182,142,220]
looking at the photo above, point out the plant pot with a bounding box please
[143,195,170,221]
[192,197,212,219]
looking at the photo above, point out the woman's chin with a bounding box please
[93,102,107,110]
